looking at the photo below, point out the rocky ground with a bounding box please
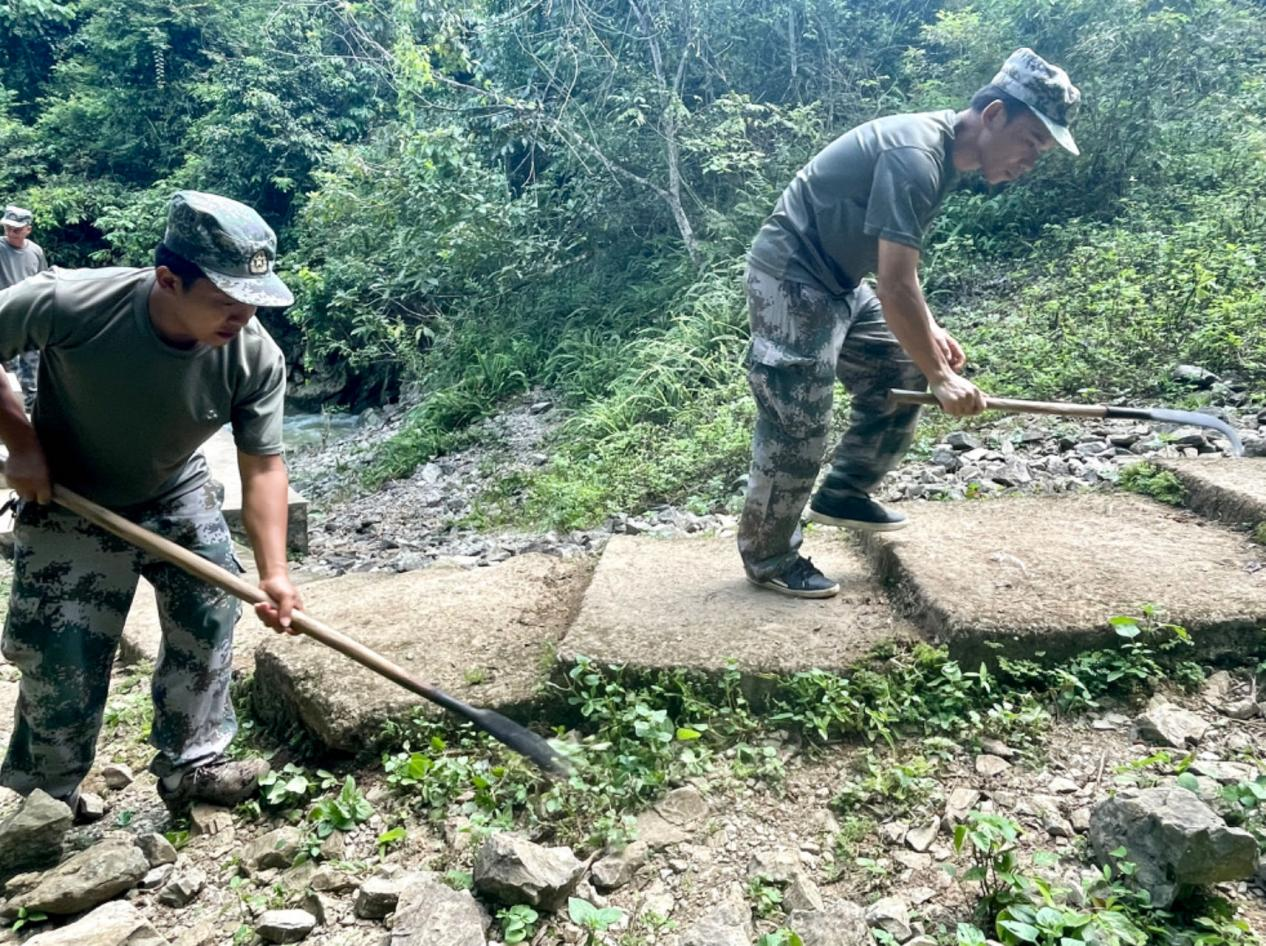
[287,394,611,577]
[0,654,1264,945]
[287,372,1263,579]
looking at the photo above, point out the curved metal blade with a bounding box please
[1141,408,1243,457]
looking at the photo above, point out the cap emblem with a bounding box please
[248,251,270,275]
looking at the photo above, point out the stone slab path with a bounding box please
[250,554,590,752]
[232,461,1266,750]
[863,490,1266,662]
[7,455,1266,756]
[1156,457,1266,531]
[561,534,920,676]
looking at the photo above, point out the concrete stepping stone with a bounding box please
[0,426,309,558]
[200,426,309,553]
[251,554,589,752]
[1153,457,1266,530]
[863,493,1266,661]
[559,535,919,677]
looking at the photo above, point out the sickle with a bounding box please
[889,390,1243,457]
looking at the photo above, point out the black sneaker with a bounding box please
[157,757,270,814]
[808,494,908,532]
[747,556,840,599]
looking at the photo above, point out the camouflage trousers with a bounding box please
[0,483,242,799]
[738,266,926,581]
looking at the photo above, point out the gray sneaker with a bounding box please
[158,757,270,814]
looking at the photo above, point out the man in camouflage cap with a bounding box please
[740,48,1079,598]
[0,190,301,818]
[0,205,49,408]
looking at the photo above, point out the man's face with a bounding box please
[156,268,257,347]
[3,224,30,249]
[976,102,1058,185]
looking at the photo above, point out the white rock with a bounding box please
[865,895,912,941]
[975,754,1012,777]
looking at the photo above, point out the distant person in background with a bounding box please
[0,190,301,821]
[0,205,48,409]
[740,48,1081,598]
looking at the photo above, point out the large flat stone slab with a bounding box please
[560,534,920,677]
[201,426,310,554]
[0,425,309,556]
[1153,457,1266,531]
[251,554,591,752]
[864,493,1266,662]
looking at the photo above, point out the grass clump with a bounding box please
[1118,462,1188,506]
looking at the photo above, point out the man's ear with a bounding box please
[981,98,1008,130]
[153,265,182,294]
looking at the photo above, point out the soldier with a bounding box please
[0,205,49,408]
[740,49,1080,597]
[0,191,302,819]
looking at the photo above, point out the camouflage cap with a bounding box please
[990,48,1081,156]
[1,205,33,228]
[162,190,294,307]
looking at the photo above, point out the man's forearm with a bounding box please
[239,456,291,580]
[876,279,951,382]
[0,365,36,449]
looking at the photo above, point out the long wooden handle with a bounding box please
[51,482,457,709]
[889,389,1109,419]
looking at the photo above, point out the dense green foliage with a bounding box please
[3,0,1264,524]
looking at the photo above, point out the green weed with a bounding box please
[568,898,625,945]
[1119,462,1188,506]
[746,875,785,919]
[832,752,941,817]
[307,775,374,838]
[10,907,48,933]
[952,813,1261,945]
[497,904,540,944]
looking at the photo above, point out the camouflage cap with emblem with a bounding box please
[162,190,294,307]
[1,205,33,229]
[990,47,1081,156]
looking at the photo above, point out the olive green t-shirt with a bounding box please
[748,110,959,296]
[0,239,48,291]
[0,266,286,507]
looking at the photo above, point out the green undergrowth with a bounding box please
[366,615,1221,850]
[369,260,757,529]
[937,186,1266,404]
[1118,461,1189,506]
[951,811,1260,946]
[221,613,1266,942]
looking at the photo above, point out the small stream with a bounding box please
[282,409,362,451]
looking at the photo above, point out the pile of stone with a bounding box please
[0,791,198,945]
